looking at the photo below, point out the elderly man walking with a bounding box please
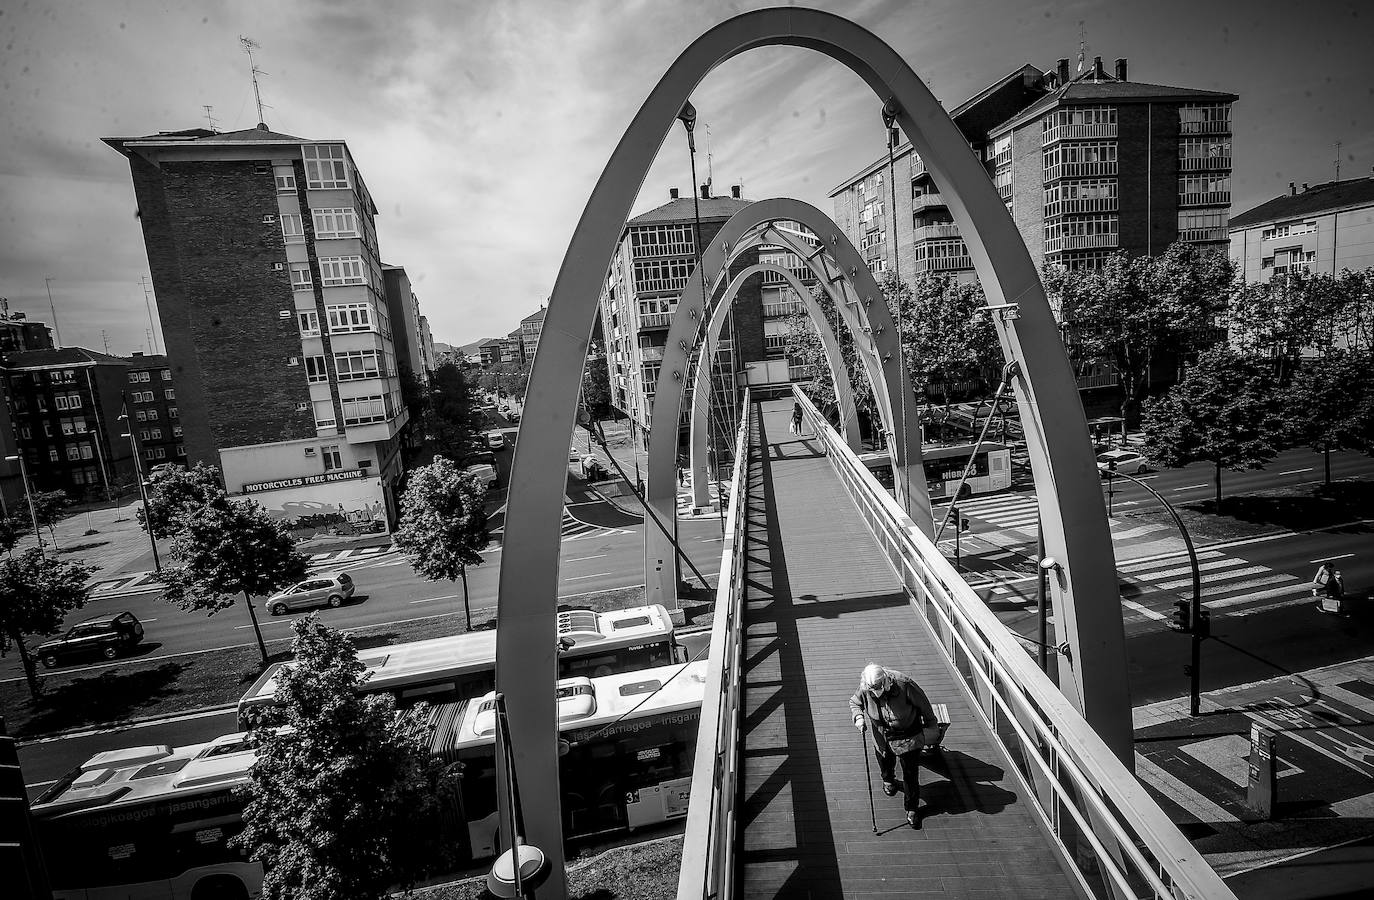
[850,662,939,828]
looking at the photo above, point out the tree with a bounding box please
[392,458,488,630]
[137,462,227,539]
[0,516,30,556]
[30,489,70,550]
[581,341,613,421]
[162,500,309,667]
[895,270,999,406]
[1141,347,1284,509]
[1229,269,1347,382]
[427,362,486,458]
[1044,243,1232,427]
[0,549,95,697]
[235,616,457,900]
[1283,349,1374,486]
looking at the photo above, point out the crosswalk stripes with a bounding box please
[940,491,1173,543]
[1117,549,1314,622]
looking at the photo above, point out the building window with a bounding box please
[341,395,388,425]
[19,425,30,440]
[629,224,695,257]
[312,208,358,240]
[1260,221,1318,241]
[305,356,329,383]
[161,369,171,381]
[326,303,372,333]
[303,144,350,190]
[131,390,154,403]
[173,425,183,437]
[169,406,179,419]
[1180,103,1231,134]
[128,372,140,383]
[136,409,147,422]
[176,444,187,457]
[275,170,297,192]
[127,371,150,383]
[632,257,694,294]
[298,311,321,337]
[150,428,162,440]
[1179,174,1230,205]
[290,264,313,290]
[146,409,158,421]
[48,448,59,462]
[321,444,343,471]
[318,256,367,287]
[66,445,81,461]
[139,429,151,441]
[281,214,305,244]
[164,389,175,401]
[334,349,380,380]
[55,394,82,410]
[313,399,337,429]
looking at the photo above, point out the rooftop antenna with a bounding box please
[140,275,160,354]
[101,330,110,354]
[239,36,270,128]
[203,104,219,132]
[44,277,62,347]
[1076,22,1088,77]
[705,123,714,196]
[1334,141,1341,181]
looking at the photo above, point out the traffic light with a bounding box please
[1171,598,1191,633]
[1194,608,1211,639]
[960,515,971,533]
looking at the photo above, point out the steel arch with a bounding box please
[496,9,1128,885]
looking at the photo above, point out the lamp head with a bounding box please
[1039,556,1061,573]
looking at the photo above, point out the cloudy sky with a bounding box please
[1,0,1369,354]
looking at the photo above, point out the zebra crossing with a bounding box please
[1118,549,1315,624]
[941,491,1173,543]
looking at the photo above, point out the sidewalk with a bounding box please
[1133,655,1374,877]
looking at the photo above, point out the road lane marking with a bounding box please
[409,594,458,604]
[1122,599,1167,621]
[1309,553,1355,564]
[1279,468,1314,475]
[1173,483,1209,491]
[18,704,240,746]
[563,554,607,562]
[563,572,612,581]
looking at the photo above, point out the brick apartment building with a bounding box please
[121,352,183,473]
[104,124,420,528]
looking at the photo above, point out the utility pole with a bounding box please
[44,278,61,347]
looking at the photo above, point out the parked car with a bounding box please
[460,450,497,468]
[267,572,355,616]
[485,430,506,450]
[465,463,499,491]
[37,612,144,668]
[1096,449,1148,476]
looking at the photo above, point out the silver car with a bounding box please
[267,572,354,616]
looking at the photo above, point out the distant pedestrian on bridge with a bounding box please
[790,400,805,436]
[850,662,939,828]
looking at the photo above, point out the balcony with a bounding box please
[1044,161,1117,181]
[997,181,1013,201]
[1179,226,1229,243]
[345,407,408,444]
[1179,190,1231,207]
[763,300,804,318]
[638,311,673,328]
[635,276,691,294]
[1042,122,1118,145]
[912,192,947,211]
[1180,120,1231,135]
[1075,371,1119,390]
[632,239,696,258]
[1179,155,1231,172]
[913,223,962,243]
[638,345,665,362]
[1044,196,1118,218]
[1044,232,1118,254]
[788,364,815,381]
[912,253,974,273]
[989,146,1012,167]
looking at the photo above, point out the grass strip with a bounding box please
[414,836,683,900]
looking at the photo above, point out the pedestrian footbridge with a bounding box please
[676,394,1231,899]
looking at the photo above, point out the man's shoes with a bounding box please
[882,782,899,797]
[906,810,921,829]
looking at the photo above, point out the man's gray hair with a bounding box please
[860,663,896,692]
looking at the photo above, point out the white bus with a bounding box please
[858,441,1012,500]
[33,662,707,900]
[237,604,681,728]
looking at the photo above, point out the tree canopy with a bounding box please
[235,616,458,900]
[427,362,487,458]
[392,457,488,629]
[138,462,228,539]
[0,549,95,696]
[1282,348,1374,484]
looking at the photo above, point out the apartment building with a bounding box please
[122,352,183,472]
[0,301,54,353]
[501,328,524,366]
[104,124,413,527]
[831,57,1237,280]
[477,338,503,367]
[520,307,546,362]
[1230,175,1374,282]
[381,264,436,385]
[597,188,769,450]
[1,348,136,501]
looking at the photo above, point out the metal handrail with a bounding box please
[677,390,752,900]
[790,387,1233,900]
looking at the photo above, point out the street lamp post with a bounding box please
[1109,463,1207,715]
[4,454,43,558]
[117,408,162,575]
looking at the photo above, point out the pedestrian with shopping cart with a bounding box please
[850,662,941,829]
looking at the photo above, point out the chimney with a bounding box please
[1114,58,1127,81]
[1302,183,1309,192]
[669,187,679,200]
[1093,56,1104,80]
[700,184,710,199]
[731,184,742,199]
[1289,182,1297,196]
[1057,58,1070,85]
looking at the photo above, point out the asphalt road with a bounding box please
[1226,836,1374,899]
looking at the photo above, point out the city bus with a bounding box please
[858,441,1012,500]
[237,604,680,728]
[32,661,707,900]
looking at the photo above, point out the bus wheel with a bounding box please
[192,875,249,900]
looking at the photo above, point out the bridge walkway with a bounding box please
[734,398,1078,898]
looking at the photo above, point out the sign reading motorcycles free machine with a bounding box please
[242,468,366,494]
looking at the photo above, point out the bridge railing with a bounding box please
[791,387,1234,900]
[677,389,752,900]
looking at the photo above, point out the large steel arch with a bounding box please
[686,261,861,510]
[497,8,1128,884]
[642,199,929,610]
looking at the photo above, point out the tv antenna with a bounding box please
[140,274,160,354]
[45,277,62,347]
[1334,141,1342,181]
[239,36,271,127]
[1076,22,1088,76]
[705,123,714,190]
[101,330,110,354]
[203,104,218,132]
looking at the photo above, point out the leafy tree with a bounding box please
[1044,243,1232,427]
[1229,270,1346,381]
[162,500,309,667]
[582,341,613,421]
[235,616,457,900]
[0,549,95,697]
[0,516,30,556]
[895,270,999,406]
[1141,347,1284,509]
[30,489,70,550]
[1283,349,1374,486]
[137,462,227,539]
[427,362,486,458]
[392,458,488,630]
[398,364,431,436]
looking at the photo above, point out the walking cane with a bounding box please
[860,723,878,834]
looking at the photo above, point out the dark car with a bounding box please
[36,612,144,668]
